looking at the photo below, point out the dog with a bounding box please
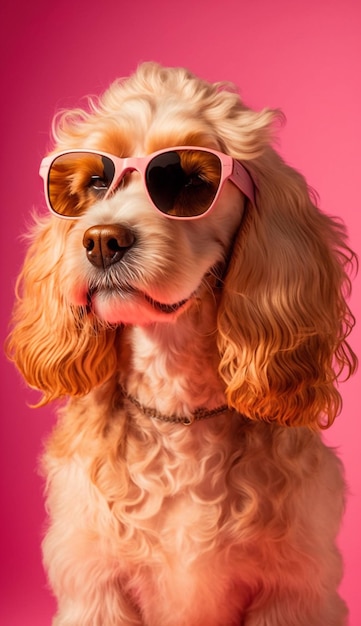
[8,62,357,625]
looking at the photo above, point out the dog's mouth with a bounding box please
[143,294,189,314]
[87,285,190,317]
[84,264,225,324]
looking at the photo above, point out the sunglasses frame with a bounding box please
[39,146,255,220]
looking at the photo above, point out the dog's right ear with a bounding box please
[6,217,119,405]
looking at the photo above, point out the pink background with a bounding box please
[1,0,360,624]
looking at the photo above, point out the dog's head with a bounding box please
[8,62,357,428]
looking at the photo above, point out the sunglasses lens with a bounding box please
[146,150,222,217]
[47,152,115,216]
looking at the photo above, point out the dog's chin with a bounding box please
[90,289,192,326]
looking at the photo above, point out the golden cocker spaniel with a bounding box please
[8,62,357,626]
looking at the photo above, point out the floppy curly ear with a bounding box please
[6,217,119,405]
[217,148,357,429]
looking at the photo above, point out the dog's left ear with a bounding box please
[217,148,357,429]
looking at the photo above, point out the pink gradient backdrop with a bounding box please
[1,0,360,624]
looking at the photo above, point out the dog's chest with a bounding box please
[116,422,237,552]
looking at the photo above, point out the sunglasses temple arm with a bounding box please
[230,160,256,206]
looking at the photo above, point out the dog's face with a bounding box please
[61,146,246,327]
[47,78,255,327]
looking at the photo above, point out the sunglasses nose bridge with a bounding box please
[111,160,143,195]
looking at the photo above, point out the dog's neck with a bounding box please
[121,291,226,418]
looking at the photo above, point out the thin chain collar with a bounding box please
[120,386,233,426]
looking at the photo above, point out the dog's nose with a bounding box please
[83,224,135,268]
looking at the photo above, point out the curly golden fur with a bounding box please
[7,62,357,625]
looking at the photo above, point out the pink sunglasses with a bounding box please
[39,146,255,220]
